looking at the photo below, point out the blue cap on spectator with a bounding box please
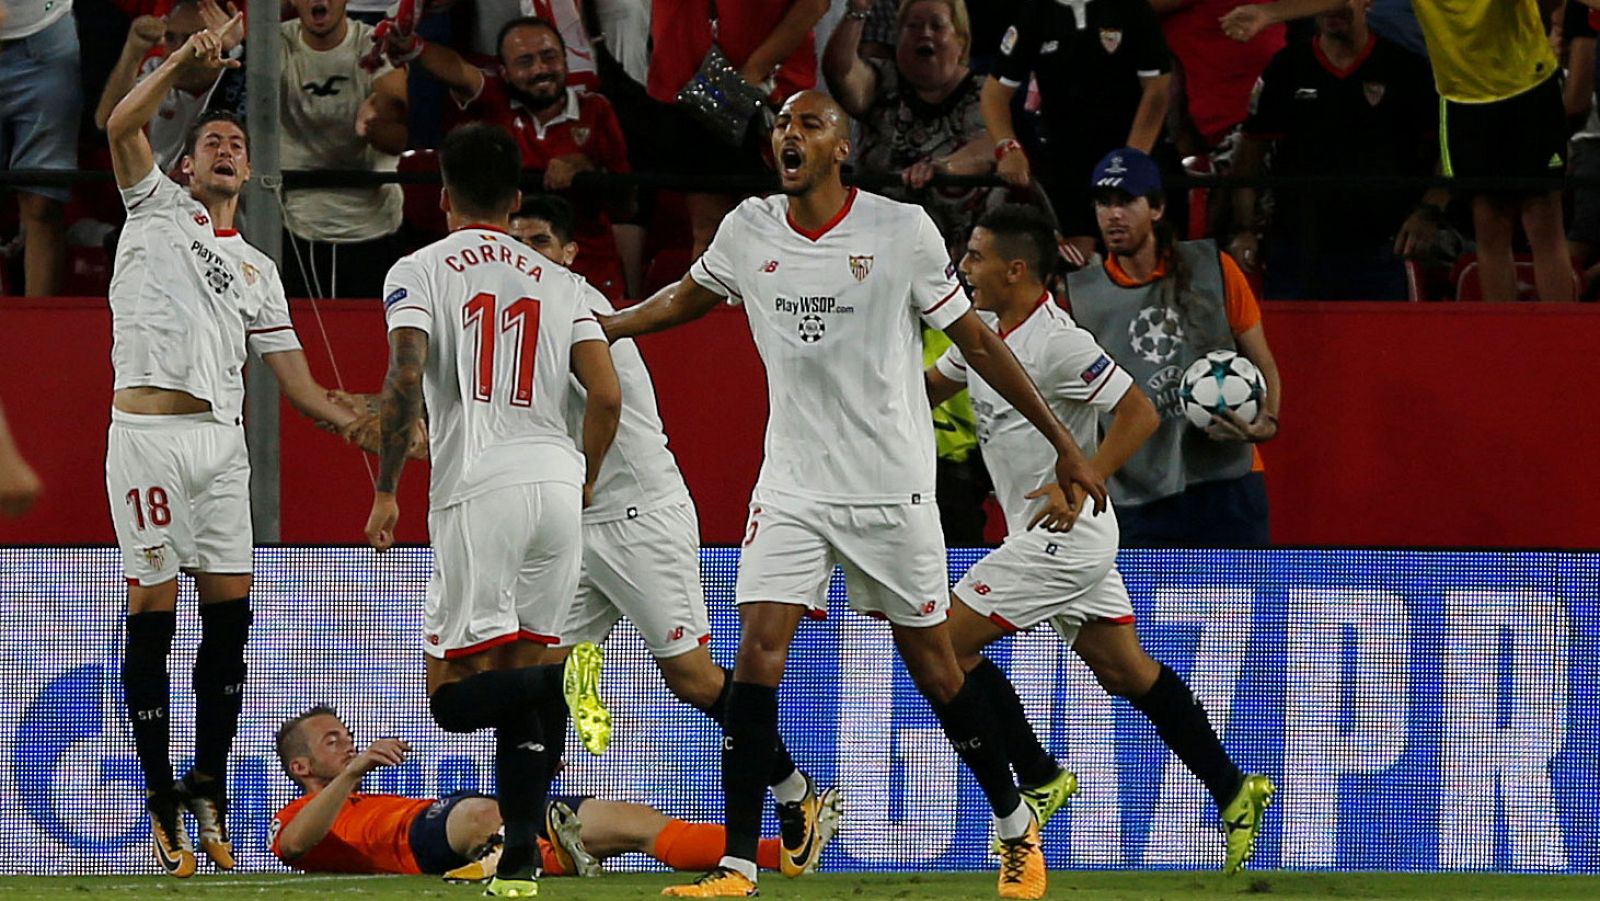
[1090,148,1163,198]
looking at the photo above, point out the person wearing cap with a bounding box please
[1066,148,1282,547]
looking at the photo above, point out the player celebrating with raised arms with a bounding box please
[926,205,1276,875]
[602,90,1107,900]
[363,123,622,899]
[104,13,366,878]
[511,194,840,870]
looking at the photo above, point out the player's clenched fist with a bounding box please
[365,492,399,551]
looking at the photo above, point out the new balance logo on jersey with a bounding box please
[193,212,209,227]
[920,600,938,615]
[302,75,349,97]
[759,260,780,273]
[668,625,686,642]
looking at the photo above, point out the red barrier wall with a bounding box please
[3,299,1597,547]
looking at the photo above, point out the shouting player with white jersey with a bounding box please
[363,123,621,900]
[926,205,1276,875]
[104,16,365,879]
[510,196,838,875]
[602,91,1108,900]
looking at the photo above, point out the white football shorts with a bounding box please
[106,409,253,586]
[558,501,712,658]
[735,490,949,627]
[951,519,1135,644]
[424,481,583,659]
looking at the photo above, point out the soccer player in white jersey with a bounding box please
[511,195,839,876]
[104,16,366,879]
[362,123,622,900]
[927,205,1277,876]
[602,91,1108,900]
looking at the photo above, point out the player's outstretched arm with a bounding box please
[275,738,410,861]
[262,350,363,434]
[366,327,429,551]
[106,13,241,188]
[599,274,724,342]
[943,309,1109,513]
[571,340,622,507]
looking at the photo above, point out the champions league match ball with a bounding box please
[1180,350,1265,428]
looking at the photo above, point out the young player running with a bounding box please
[926,205,1276,875]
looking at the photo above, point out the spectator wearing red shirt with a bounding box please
[646,0,828,256]
[1155,1,1285,155]
[400,16,634,300]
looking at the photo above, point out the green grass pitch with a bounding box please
[2,872,1597,900]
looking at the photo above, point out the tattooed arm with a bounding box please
[364,327,429,551]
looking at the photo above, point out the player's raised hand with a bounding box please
[344,737,411,778]
[1055,451,1108,515]
[366,492,400,551]
[1025,482,1080,533]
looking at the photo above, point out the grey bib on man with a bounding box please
[1067,239,1254,506]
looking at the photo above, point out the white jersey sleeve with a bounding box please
[1043,325,1134,414]
[909,212,971,330]
[571,306,605,345]
[383,256,434,335]
[245,262,303,356]
[934,342,969,384]
[688,207,747,302]
[120,164,188,218]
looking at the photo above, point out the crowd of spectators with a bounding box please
[0,0,1590,301]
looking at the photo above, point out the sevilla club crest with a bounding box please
[571,126,591,146]
[1363,82,1386,107]
[1100,28,1122,54]
[849,254,874,282]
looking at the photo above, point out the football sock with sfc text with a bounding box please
[720,681,778,867]
[123,609,177,793]
[966,656,1060,788]
[929,674,1025,835]
[192,598,251,782]
[703,667,801,792]
[1131,664,1243,809]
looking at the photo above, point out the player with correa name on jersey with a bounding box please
[103,13,375,879]
[600,90,1108,900]
[508,195,841,870]
[363,123,622,900]
[926,205,1277,877]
